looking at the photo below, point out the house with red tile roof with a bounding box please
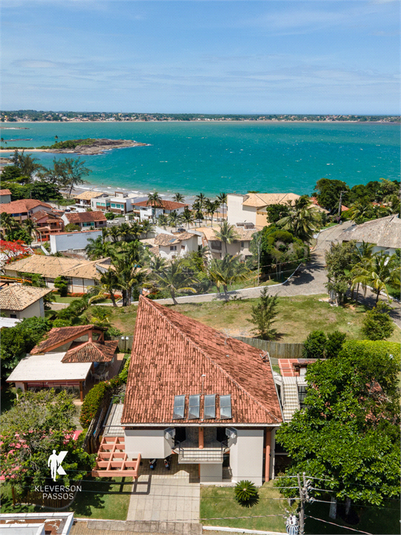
[0,189,12,204]
[0,199,52,222]
[113,297,283,485]
[62,210,107,229]
[132,199,188,222]
[7,324,120,401]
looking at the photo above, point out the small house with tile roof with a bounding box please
[116,297,283,485]
[62,211,107,230]
[7,324,120,401]
[132,199,188,221]
[74,190,107,208]
[0,199,52,222]
[153,231,198,259]
[227,192,300,227]
[197,224,258,259]
[0,189,12,204]
[337,215,401,256]
[0,284,52,319]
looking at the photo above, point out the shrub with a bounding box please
[54,276,69,297]
[325,331,347,358]
[303,330,327,359]
[362,302,395,341]
[105,212,115,220]
[234,480,259,507]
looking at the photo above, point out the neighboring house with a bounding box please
[74,190,107,208]
[0,317,22,328]
[0,284,52,319]
[90,191,144,215]
[132,199,188,221]
[31,209,64,241]
[4,254,112,292]
[7,324,120,401]
[337,215,401,256]
[0,188,12,204]
[227,193,300,227]
[0,513,74,534]
[62,211,107,230]
[153,231,198,259]
[198,224,258,259]
[0,199,53,222]
[50,229,103,254]
[103,297,282,485]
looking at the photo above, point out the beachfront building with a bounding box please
[132,199,188,221]
[0,199,53,222]
[3,254,112,293]
[0,189,12,204]
[0,284,52,319]
[50,229,103,254]
[198,224,258,260]
[152,231,199,260]
[74,190,108,209]
[6,324,120,401]
[102,297,282,485]
[90,191,143,215]
[227,193,300,227]
[62,211,107,230]
[337,214,401,256]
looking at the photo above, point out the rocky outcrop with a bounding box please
[48,139,149,155]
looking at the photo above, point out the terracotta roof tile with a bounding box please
[0,285,52,311]
[242,193,299,208]
[31,324,95,354]
[134,200,188,211]
[121,297,282,426]
[0,189,11,195]
[0,199,52,215]
[64,211,107,224]
[154,232,196,246]
[61,340,118,363]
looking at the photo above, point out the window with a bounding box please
[240,241,244,247]
[181,245,185,250]
[204,395,216,419]
[111,203,116,208]
[173,395,185,419]
[220,395,232,419]
[211,241,222,250]
[188,395,200,419]
[298,386,307,409]
[170,245,177,251]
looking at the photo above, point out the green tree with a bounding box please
[205,199,220,227]
[216,192,227,218]
[154,259,196,305]
[147,191,163,220]
[157,214,169,229]
[10,150,45,180]
[265,203,291,225]
[181,207,194,229]
[362,302,395,340]
[247,287,279,340]
[314,178,350,211]
[275,340,400,509]
[0,390,94,492]
[325,241,358,305]
[302,330,327,359]
[325,330,347,359]
[85,236,110,260]
[64,223,80,232]
[214,221,240,255]
[111,241,147,306]
[173,192,185,203]
[276,196,321,242]
[208,254,249,300]
[351,251,400,304]
[54,275,69,297]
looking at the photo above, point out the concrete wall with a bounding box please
[200,463,222,484]
[124,429,172,459]
[230,428,264,486]
[50,230,103,253]
[227,194,245,225]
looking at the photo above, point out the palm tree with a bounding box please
[205,199,220,227]
[173,193,185,203]
[119,222,132,241]
[140,219,154,238]
[149,253,168,273]
[85,236,110,260]
[277,198,320,243]
[90,269,120,307]
[217,192,227,219]
[154,259,196,305]
[181,208,194,229]
[214,221,240,255]
[208,255,249,300]
[352,251,400,303]
[195,193,206,212]
[0,213,17,239]
[147,192,163,221]
[111,241,148,306]
[129,220,143,239]
[157,214,169,229]
[59,158,91,196]
[106,226,121,243]
[23,218,37,241]
[168,211,179,229]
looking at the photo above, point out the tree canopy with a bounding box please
[276,340,401,507]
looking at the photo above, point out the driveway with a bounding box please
[127,456,200,523]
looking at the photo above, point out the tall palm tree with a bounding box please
[195,193,206,212]
[0,213,17,239]
[129,220,143,239]
[214,221,240,255]
[85,236,110,260]
[157,214,169,229]
[181,208,194,229]
[119,222,132,241]
[140,219,154,238]
[147,192,163,221]
[277,198,320,243]
[154,259,196,305]
[110,241,147,306]
[205,199,220,227]
[106,226,121,243]
[168,211,179,229]
[23,218,37,241]
[352,252,400,303]
[173,193,185,203]
[60,157,91,196]
[208,255,249,300]
[149,253,168,273]
[217,192,227,219]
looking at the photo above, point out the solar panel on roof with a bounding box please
[173,395,185,419]
[188,395,200,419]
[220,395,232,419]
[204,394,216,419]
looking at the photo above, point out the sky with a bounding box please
[1,0,400,114]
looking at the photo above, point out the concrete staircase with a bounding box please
[282,376,300,422]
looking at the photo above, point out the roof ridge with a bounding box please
[141,297,280,422]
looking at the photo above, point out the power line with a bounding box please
[306,514,373,535]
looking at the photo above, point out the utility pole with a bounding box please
[257,234,262,287]
[337,190,347,221]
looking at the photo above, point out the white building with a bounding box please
[50,229,103,254]
[74,190,107,209]
[90,191,144,215]
[227,192,300,227]
[153,231,198,260]
[198,224,258,259]
[0,284,52,319]
[132,199,188,221]
[99,297,283,486]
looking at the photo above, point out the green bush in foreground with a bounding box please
[234,480,259,507]
[362,302,395,340]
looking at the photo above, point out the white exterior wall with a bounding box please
[229,428,264,486]
[50,230,103,253]
[200,463,222,484]
[4,300,43,320]
[124,429,172,459]
[227,195,245,225]
[159,236,199,260]
[70,277,96,293]
[356,242,397,257]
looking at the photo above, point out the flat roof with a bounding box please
[7,352,92,383]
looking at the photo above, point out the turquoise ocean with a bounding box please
[1,122,400,198]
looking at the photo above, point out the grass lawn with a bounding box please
[200,481,296,532]
[50,295,78,303]
[104,294,400,343]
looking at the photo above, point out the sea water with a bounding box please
[1,121,399,197]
